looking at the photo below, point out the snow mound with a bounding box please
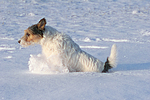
[141,30,150,36]
[83,37,92,42]
[80,45,108,49]
[28,54,69,74]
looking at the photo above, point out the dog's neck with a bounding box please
[39,26,61,58]
[44,26,58,36]
[39,26,60,45]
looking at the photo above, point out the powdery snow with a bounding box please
[29,54,69,74]
[0,0,150,100]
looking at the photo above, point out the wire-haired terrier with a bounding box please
[18,18,117,73]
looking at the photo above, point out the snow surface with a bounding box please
[0,0,150,100]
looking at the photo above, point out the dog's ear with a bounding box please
[37,18,46,30]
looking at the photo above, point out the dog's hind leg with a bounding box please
[102,57,112,73]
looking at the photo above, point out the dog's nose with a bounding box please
[18,40,21,43]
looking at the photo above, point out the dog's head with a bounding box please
[18,18,46,47]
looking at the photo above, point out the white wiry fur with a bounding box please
[31,26,117,73]
[108,44,117,68]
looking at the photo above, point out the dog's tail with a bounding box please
[102,44,117,73]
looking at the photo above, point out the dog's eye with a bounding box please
[26,33,30,37]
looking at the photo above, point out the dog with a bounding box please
[18,18,117,73]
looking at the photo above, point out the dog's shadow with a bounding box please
[113,63,150,71]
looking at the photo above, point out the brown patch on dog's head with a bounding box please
[28,18,47,37]
[18,18,47,47]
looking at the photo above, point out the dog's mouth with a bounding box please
[18,39,35,47]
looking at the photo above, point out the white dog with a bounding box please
[18,18,117,73]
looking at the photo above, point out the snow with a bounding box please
[0,0,150,100]
[29,54,69,74]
